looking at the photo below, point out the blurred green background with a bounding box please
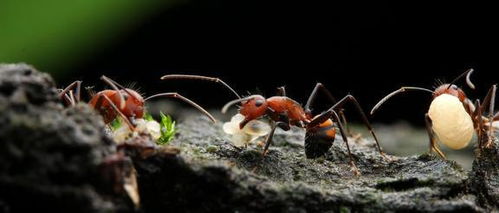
[0,0,181,77]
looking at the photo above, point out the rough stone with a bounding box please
[0,64,131,212]
[134,115,487,212]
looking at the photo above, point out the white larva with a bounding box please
[428,94,474,150]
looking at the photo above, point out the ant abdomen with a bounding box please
[305,120,336,158]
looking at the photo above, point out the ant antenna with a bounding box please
[145,92,216,122]
[371,87,433,115]
[101,76,141,100]
[447,68,475,90]
[221,95,260,114]
[161,74,241,99]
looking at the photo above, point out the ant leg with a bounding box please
[60,92,75,106]
[94,93,135,131]
[311,95,386,158]
[473,99,484,151]
[425,113,446,159]
[68,91,76,106]
[100,76,127,110]
[330,110,360,175]
[304,83,352,135]
[480,84,497,148]
[262,121,289,156]
[487,85,496,147]
[305,83,338,113]
[59,81,82,104]
[276,86,286,96]
[463,99,476,117]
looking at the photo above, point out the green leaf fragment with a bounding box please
[110,117,122,131]
[157,112,176,145]
[108,111,176,144]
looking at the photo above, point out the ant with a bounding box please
[160,74,386,175]
[370,69,497,158]
[58,75,216,131]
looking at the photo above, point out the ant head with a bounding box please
[433,69,475,102]
[240,95,268,124]
[222,95,268,129]
[121,89,145,119]
[433,84,467,102]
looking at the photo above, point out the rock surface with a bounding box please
[0,64,132,212]
[135,115,490,212]
[469,139,499,209]
[0,63,497,212]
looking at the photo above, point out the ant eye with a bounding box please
[255,99,264,107]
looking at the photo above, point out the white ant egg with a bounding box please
[223,113,271,147]
[428,94,474,150]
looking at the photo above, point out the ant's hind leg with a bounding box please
[425,113,446,159]
[304,83,352,135]
[318,95,387,159]
[331,110,360,176]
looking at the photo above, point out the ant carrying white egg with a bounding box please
[371,69,498,158]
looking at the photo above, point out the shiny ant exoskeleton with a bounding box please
[58,75,216,131]
[370,69,498,158]
[160,74,386,175]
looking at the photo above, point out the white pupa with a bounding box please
[428,94,474,149]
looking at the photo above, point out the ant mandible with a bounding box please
[58,75,216,131]
[370,69,497,158]
[160,74,386,175]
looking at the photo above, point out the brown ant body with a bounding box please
[371,69,497,158]
[59,76,216,130]
[161,74,386,175]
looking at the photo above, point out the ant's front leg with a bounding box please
[94,93,135,131]
[473,99,485,151]
[262,121,290,156]
[59,81,82,105]
[425,114,446,159]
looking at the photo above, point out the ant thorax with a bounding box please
[428,94,474,149]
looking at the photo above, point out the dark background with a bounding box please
[57,2,498,126]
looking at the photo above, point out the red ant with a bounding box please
[370,69,497,158]
[58,76,216,131]
[160,74,386,175]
